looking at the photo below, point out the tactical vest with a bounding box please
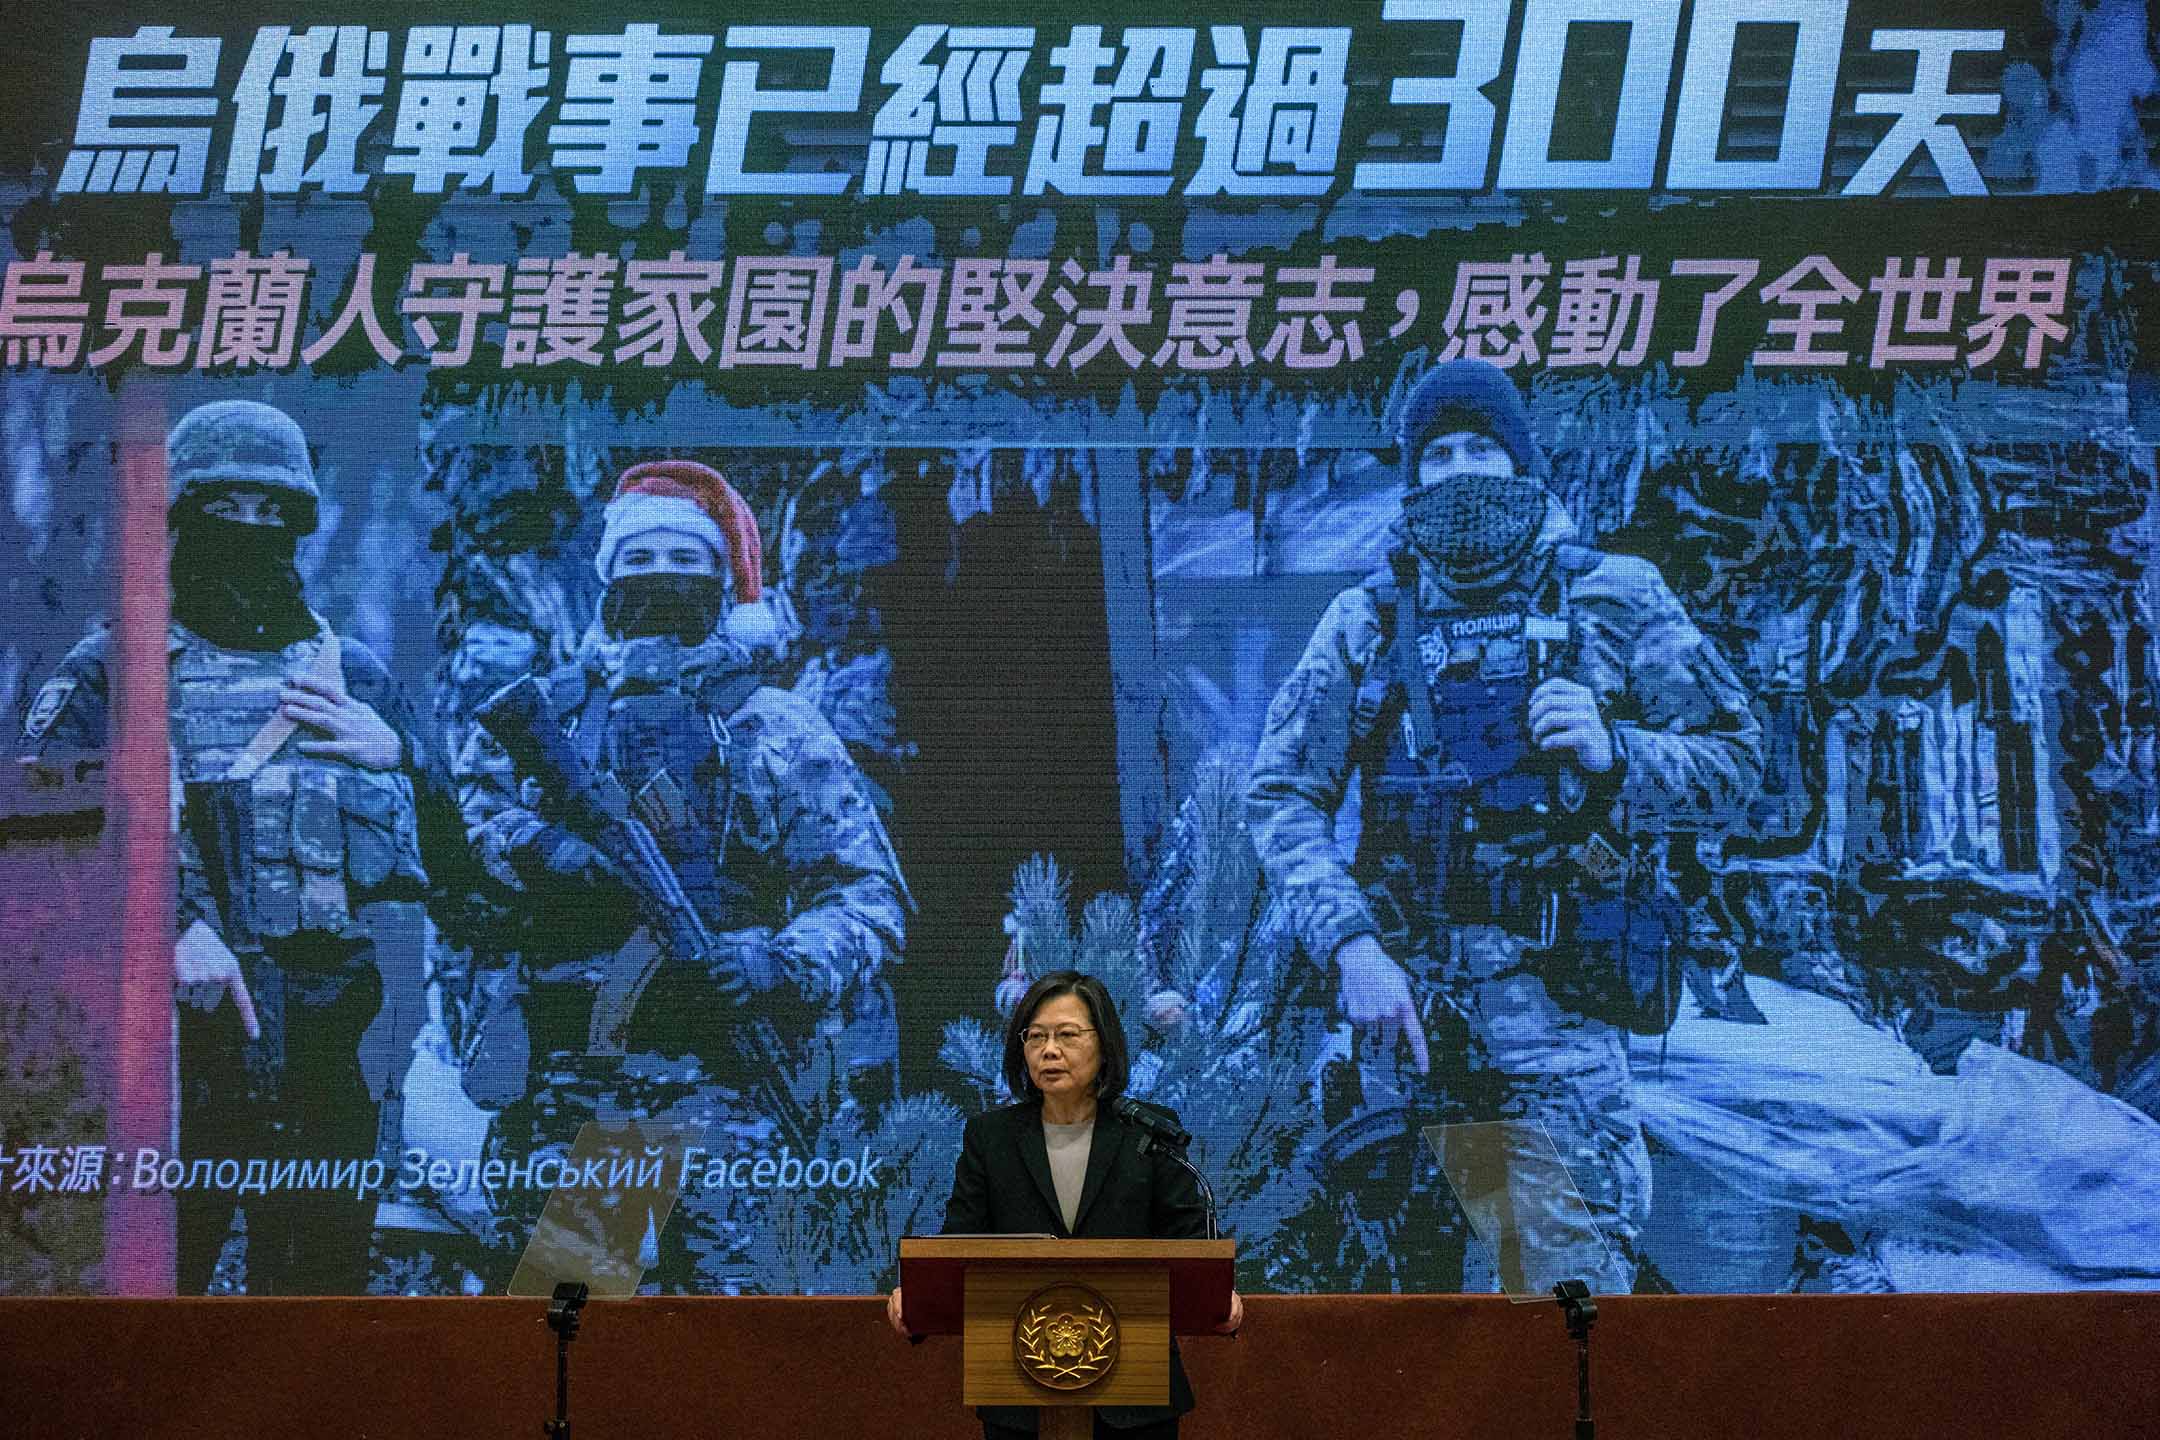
[1354,547,1681,1033]
[170,625,426,943]
[549,646,765,937]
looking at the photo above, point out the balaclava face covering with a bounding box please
[600,572,729,645]
[169,508,317,650]
[1401,435,1548,586]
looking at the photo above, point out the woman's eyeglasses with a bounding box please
[1021,1025,1096,1051]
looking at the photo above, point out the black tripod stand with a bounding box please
[543,1282,590,1440]
[1553,1279,1597,1440]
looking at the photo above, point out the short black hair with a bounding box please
[1002,971,1131,1103]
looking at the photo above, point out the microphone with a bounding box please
[1109,1095,1191,1149]
[1110,1097,1219,1241]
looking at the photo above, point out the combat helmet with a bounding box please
[167,400,320,534]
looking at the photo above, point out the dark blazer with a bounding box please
[941,1097,1208,1433]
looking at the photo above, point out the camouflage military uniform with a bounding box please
[1248,502,1761,1291]
[454,633,909,1291]
[24,619,432,1295]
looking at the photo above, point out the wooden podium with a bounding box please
[899,1237,1236,1440]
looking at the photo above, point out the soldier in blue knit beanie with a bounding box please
[1394,359,1551,589]
[1249,360,1762,1293]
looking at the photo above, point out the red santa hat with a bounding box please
[594,459,764,601]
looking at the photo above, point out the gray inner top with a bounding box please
[1042,1119,1094,1231]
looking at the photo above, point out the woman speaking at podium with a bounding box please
[886,970,1242,1438]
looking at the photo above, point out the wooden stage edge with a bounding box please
[5,1292,2155,1439]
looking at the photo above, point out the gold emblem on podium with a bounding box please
[1013,1283,1119,1390]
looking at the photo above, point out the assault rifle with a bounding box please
[474,674,779,1062]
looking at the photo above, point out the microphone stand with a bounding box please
[1118,1102,1233,1340]
[1552,1279,1596,1440]
[543,1282,589,1440]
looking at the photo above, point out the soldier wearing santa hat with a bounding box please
[454,459,910,1289]
[587,459,782,653]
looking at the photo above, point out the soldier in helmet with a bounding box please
[1246,361,1762,1292]
[453,459,910,1290]
[21,399,436,1295]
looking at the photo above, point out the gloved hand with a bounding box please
[515,826,638,949]
[528,826,621,885]
[708,927,783,1006]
